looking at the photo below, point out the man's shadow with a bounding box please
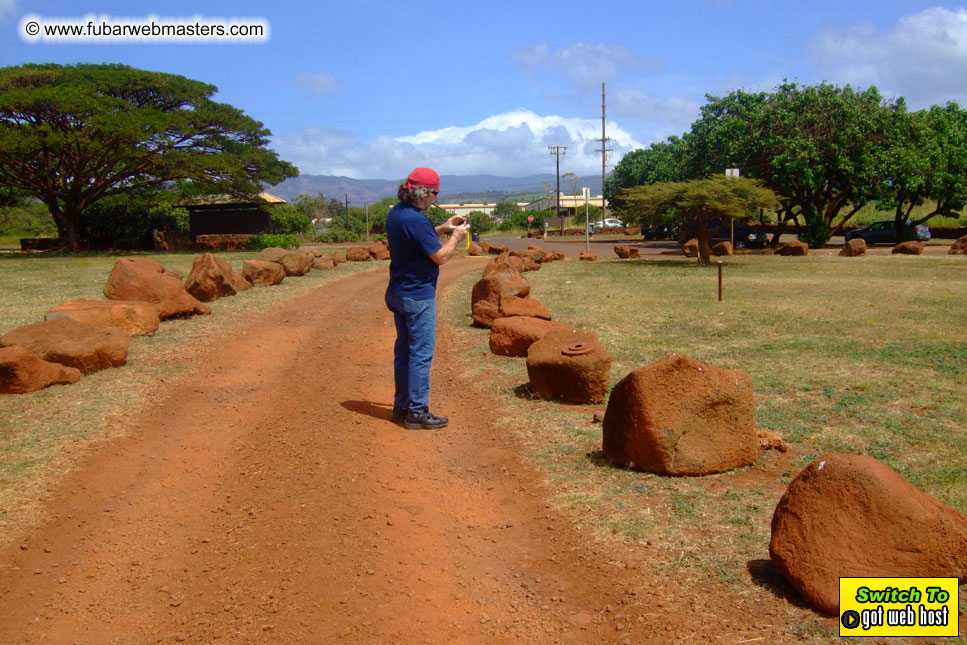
[341,400,393,422]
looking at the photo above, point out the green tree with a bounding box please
[605,139,688,215]
[491,201,521,221]
[622,176,780,265]
[687,83,897,246]
[0,63,297,250]
[876,102,967,236]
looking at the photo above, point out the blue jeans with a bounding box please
[385,293,436,413]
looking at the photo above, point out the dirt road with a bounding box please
[1,258,815,643]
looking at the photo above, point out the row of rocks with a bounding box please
[0,245,374,394]
[470,244,967,617]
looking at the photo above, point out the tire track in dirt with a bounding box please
[0,259,672,644]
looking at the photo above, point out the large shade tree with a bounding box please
[622,175,780,265]
[0,63,297,250]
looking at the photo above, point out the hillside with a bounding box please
[269,173,604,204]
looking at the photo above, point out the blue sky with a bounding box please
[4,1,967,184]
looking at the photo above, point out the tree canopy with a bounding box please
[622,175,780,264]
[607,82,967,247]
[0,63,297,249]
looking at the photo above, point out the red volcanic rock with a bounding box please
[683,239,699,257]
[243,259,285,286]
[468,241,484,256]
[949,234,967,255]
[526,329,611,404]
[259,247,314,274]
[46,299,160,336]
[613,245,641,259]
[311,256,336,270]
[892,240,924,255]
[711,241,732,256]
[602,353,757,476]
[346,246,374,262]
[369,245,391,260]
[0,345,82,394]
[839,238,867,257]
[103,257,211,319]
[185,253,251,303]
[471,266,532,327]
[775,241,809,256]
[579,251,597,261]
[487,243,509,255]
[500,295,552,320]
[0,319,129,374]
[489,317,574,357]
[770,454,967,615]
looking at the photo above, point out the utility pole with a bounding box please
[548,145,566,235]
[345,194,350,229]
[596,83,613,219]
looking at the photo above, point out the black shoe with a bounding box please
[391,406,407,424]
[403,410,449,430]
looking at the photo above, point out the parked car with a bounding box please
[678,219,769,249]
[595,217,624,229]
[844,220,931,245]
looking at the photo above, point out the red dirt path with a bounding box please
[1,259,833,643]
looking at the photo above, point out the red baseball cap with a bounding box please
[405,167,440,189]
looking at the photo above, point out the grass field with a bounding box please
[1,247,965,627]
[0,249,374,534]
[441,252,967,598]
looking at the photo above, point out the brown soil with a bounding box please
[0,258,930,643]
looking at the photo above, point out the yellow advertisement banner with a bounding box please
[839,577,959,638]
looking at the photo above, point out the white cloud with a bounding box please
[271,110,645,179]
[813,7,967,107]
[296,71,338,96]
[512,42,662,91]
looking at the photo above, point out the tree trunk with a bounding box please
[48,202,81,251]
[696,226,713,266]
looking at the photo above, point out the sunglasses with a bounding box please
[430,190,439,195]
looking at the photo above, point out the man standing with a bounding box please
[385,167,470,429]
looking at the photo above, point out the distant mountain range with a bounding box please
[268,173,606,204]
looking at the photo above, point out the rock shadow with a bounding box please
[746,558,811,610]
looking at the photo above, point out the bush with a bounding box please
[244,233,301,250]
[798,216,832,248]
[314,228,360,244]
[270,204,312,234]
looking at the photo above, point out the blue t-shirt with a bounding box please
[385,202,443,300]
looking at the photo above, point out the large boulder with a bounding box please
[483,253,526,277]
[103,257,211,319]
[949,234,967,255]
[579,251,597,261]
[259,247,313,275]
[839,238,867,257]
[0,319,129,374]
[711,241,733,257]
[311,255,336,270]
[683,239,699,258]
[614,245,640,259]
[487,243,509,255]
[468,241,484,256]
[242,259,286,286]
[770,454,967,615]
[0,345,82,394]
[602,353,758,476]
[184,253,252,302]
[500,296,552,320]
[346,246,374,262]
[470,265,532,328]
[45,299,160,336]
[526,329,611,404]
[775,241,809,256]
[489,317,574,357]
[892,240,924,255]
[369,245,391,261]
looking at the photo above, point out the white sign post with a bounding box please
[583,187,591,252]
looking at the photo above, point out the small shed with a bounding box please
[179,192,287,239]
